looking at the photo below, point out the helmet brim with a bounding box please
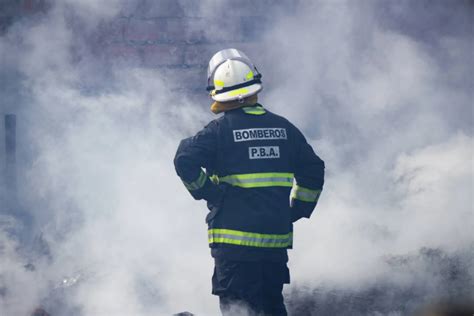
[212,83,262,102]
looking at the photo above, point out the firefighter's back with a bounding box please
[208,104,298,260]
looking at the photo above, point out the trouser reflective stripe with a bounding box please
[183,170,207,191]
[219,172,294,188]
[208,229,293,248]
[291,185,321,202]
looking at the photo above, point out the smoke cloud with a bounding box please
[0,0,472,315]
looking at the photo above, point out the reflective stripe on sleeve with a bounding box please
[291,185,321,202]
[219,172,294,188]
[242,106,266,115]
[183,170,207,191]
[208,228,293,248]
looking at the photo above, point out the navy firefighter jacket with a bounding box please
[174,104,325,262]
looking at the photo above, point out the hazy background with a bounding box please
[0,0,473,315]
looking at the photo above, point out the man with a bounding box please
[174,48,325,315]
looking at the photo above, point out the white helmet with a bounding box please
[207,48,262,102]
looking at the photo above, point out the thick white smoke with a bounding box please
[0,1,472,315]
[258,1,473,290]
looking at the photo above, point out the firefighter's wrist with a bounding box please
[190,177,223,204]
[203,180,224,204]
[290,198,316,222]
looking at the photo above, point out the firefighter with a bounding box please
[174,48,325,315]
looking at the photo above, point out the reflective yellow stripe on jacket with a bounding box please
[218,172,294,188]
[208,228,293,248]
[242,106,266,115]
[291,184,321,202]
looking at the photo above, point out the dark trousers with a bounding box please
[212,258,290,316]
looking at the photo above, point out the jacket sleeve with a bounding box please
[291,124,325,222]
[174,120,223,204]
